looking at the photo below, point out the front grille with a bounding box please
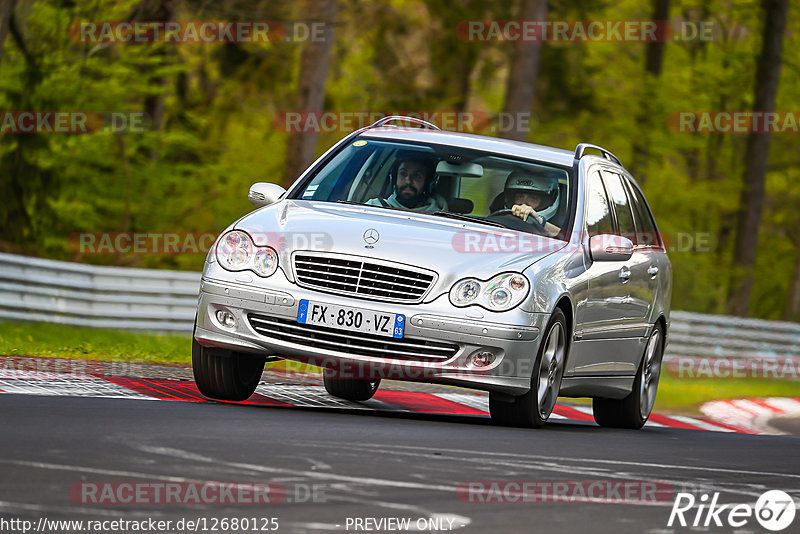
[248,314,458,362]
[293,253,436,303]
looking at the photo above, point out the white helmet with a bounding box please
[504,169,560,221]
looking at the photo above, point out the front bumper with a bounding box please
[195,273,549,395]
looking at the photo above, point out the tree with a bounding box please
[283,0,338,186]
[727,0,789,316]
[629,0,670,183]
[784,245,800,320]
[500,0,547,142]
[423,0,487,114]
[0,0,15,68]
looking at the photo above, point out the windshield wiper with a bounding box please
[430,211,506,229]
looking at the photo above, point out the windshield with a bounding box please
[291,138,573,240]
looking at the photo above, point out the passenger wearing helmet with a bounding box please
[502,169,562,237]
[366,153,448,212]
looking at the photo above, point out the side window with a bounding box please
[585,171,614,237]
[601,171,636,242]
[626,179,661,247]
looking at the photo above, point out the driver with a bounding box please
[502,169,562,237]
[366,153,448,212]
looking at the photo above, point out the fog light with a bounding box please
[470,351,495,367]
[216,309,236,328]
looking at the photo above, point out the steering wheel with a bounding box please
[487,208,547,232]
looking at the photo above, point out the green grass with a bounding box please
[2,321,797,415]
[651,373,799,415]
[0,321,192,364]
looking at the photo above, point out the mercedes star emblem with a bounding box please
[363,228,380,248]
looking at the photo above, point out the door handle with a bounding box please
[619,266,631,283]
[647,265,659,277]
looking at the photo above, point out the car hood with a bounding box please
[235,200,567,293]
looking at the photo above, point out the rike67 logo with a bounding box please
[669,490,796,531]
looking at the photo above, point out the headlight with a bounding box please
[217,231,253,270]
[451,279,481,305]
[449,273,529,312]
[215,230,279,277]
[253,247,279,277]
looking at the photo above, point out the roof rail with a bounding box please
[574,143,621,166]
[368,115,441,131]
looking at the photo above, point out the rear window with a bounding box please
[602,171,637,242]
[626,179,661,247]
[585,171,614,237]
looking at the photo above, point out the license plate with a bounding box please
[297,299,405,338]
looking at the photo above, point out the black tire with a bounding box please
[192,338,265,401]
[489,393,532,427]
[323,374,381,401]
[489,308,568,428]
[593,323,665,429]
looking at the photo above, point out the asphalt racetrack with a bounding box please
[1,391,799,534]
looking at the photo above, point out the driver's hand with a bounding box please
[511,204,537,222]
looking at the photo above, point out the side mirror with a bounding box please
[589,234,634,262]
[248,182,286,207]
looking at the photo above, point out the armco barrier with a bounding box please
[1,252,798,359]
[667,311,800,361]
[0,252,198,332]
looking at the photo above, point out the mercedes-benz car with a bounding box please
[192,116,672,429]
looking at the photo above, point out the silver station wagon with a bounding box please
[193,116,672,429]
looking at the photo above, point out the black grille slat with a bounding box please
[362,263,433,279]
[356,286,419,298]
[358,280,420,294]
[359,270,431,289]
[295,269,359,286]
[248,314,458,362]
[295,261,361,275]
[294,253,435,303]
[297,256,361,270]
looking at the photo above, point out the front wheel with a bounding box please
[593,324,664,429]
[323,374,381,401]
[192,338,265,401]
[489,308,567,428]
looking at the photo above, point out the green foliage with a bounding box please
[0,0,799,318]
